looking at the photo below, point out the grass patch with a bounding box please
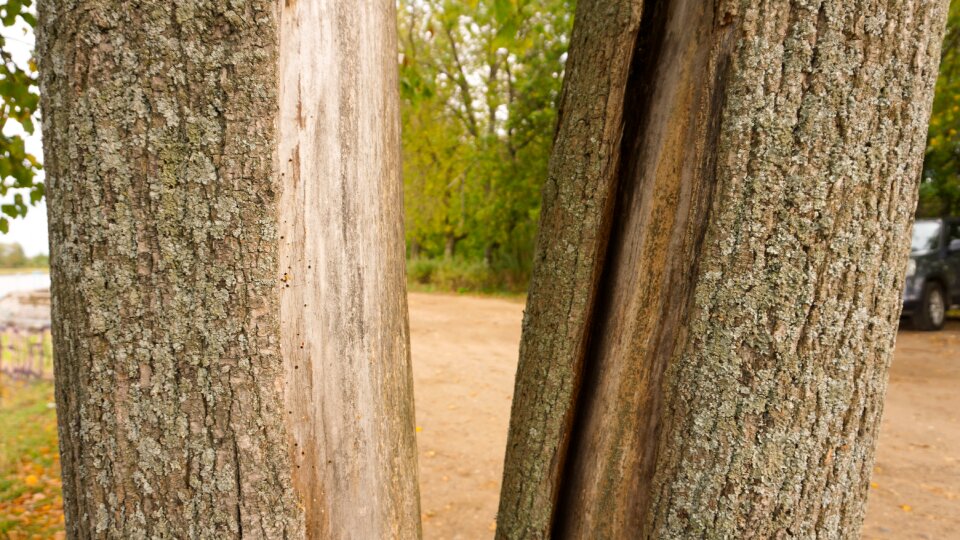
[0,376,63,538]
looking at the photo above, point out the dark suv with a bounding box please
[903,218,960,330]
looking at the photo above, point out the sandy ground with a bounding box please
[408,292,960,539]
[862,322,960,540]
[409,293,524,538]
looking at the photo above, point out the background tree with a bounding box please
[498,1,949,538]
[0,0,42,233]
[39,1,419,537]
[398,0,571,288]
[0,241,45,267]
[0,241,25,267]
[919,0,960,217]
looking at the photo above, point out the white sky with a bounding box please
[1,18,47,257]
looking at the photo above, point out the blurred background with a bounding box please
[0,1,957,539]
[1,1,960,293]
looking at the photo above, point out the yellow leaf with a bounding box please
[23,475,39,487]
[900,504,912,512]
[416,426,423,433]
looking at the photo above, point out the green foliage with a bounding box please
[399,0,572,288]
[407,256,528,294]
[408,257,492,292]
[919,0,960,217]
[0,0,42,234]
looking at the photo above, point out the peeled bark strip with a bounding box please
[39,1,418,538]
[495,1,644,537]
[278,1,421,538]
[498,0,948,538]
[558,1,737,536]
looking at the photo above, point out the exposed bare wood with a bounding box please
[39,0,419,537]
[278,1,421,538]
[495,1,645,537]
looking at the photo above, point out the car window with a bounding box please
[950,222,960,241]
[949,222,960,252]
[912,221,942,253]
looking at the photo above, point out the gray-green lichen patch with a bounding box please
[498,0,947,538]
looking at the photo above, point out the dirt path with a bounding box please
[862,322,960,539]
[409,293,524,538]
[408,292,960,539]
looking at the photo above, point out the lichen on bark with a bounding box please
[497,0,949,538]
[495,1,644,537]
[648,1,949,537]
[39,1,304,537]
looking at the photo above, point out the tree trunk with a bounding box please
[497,1,948,539]
[484,243,497,267]
[277,2,420,538]
[444,233,457,259]
[38,1,419,538]
[410,238,421,259]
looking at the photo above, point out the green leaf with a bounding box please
[493,0,512,21]
[0,0,44,234]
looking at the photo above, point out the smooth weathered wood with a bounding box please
[278,1,421,539]
[39,1,419,537]
[498,0,949,538]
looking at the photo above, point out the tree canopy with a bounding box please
[398,0,572,287]
[919,0,960,217]
[0,241,44,267]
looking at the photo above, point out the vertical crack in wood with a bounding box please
[494,1,645,537]
[554,0,737,536]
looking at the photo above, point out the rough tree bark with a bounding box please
[39,1,419,538]
[498,1,948,539]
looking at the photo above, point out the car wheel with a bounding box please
[913,282,946,331]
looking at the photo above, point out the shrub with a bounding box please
[406,257,526,294]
